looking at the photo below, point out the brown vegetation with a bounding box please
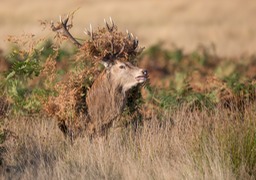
[0,102,255,179]
[0,50,10,72]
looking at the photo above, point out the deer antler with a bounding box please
[51,15,142,63]
[104,17,115,32]
[126,30,139,50]
[51,15,82,47]
[84,24,94,40]
[102,17,125,61]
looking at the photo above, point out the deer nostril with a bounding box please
[142,69,148,75]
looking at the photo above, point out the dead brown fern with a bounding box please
[0,97,9,119]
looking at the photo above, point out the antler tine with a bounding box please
[126,29,132,40]
[63,15,69,26]
[90,24,93,39]
[84,28,89,35]
[126,29,139,50]
[59,15,69,29]
[109,17,114,28]
[116,44,125,57]
[84,24,94,40]
[51,15,82,47]
[126,30,136,44]
[104,17,115,32]
[104,18,109,30]
[59,15,62,23]
[133,37,139,50]
[130,33,134,39]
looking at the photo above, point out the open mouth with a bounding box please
[135,75,148,82]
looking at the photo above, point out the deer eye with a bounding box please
[119,65,126,69]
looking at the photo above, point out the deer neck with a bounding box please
[86,72,127,126]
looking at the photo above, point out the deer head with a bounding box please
[83,59,148,136]
[102,60,148,93]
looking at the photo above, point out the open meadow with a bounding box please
[0,0,256,179]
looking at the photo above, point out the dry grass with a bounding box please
[1,103,255,179]
[1,0,256,56]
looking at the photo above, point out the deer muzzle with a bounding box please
[135,69,148,83]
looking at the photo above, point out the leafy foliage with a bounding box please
[0,41,73,114]
[141,43,256,112]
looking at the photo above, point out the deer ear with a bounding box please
[100,61,110,68]
[100,59,113,69]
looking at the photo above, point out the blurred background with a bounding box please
[1,0,256,56]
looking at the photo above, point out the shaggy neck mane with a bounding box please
[86,70,127,133]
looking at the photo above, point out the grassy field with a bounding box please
[0,1,256,179]
[1,0,256,56]
[1,105,255,179]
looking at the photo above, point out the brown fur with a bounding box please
[86,72,125,135]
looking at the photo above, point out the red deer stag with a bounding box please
[50,15,148,138]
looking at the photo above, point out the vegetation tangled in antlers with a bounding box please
[51,15,143,64]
